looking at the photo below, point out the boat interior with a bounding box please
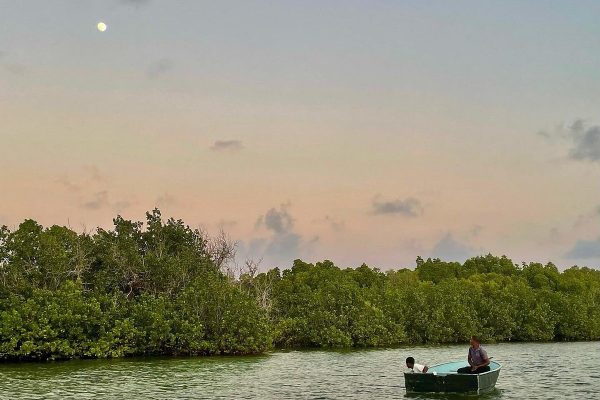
[427,361,501,375]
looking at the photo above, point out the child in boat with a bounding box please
[406,357,429,373]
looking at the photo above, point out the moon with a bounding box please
[97,22,107,32]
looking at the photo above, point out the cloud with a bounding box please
[56,175,81,192]
[536,130,552,139]
[469,225,483,237]
[156,193,177,207]
[429,233,473,261]
[55,166,131,212]
[241,204,317,268]
[262,206,294,234]
[82,191,131,211]
[325,215,345,232]
[573,205,600,229]
[540,119,600,163]
[568,122,600,162]
[565,238,600,259]
[372,196,423,217]
[83,191,110,210]
[210,140,244,152]
[146,58,173,79]
[264,232,302,261]
[56,165,105,192]
[311,215,346,232]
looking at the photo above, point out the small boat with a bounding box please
[404,360,501,394]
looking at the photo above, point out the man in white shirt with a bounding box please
[406,357,429,373]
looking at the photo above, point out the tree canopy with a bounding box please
[1,210,599,361]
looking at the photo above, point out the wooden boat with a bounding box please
[404,361,501,394]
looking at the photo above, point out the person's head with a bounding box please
[470,336,481,348]
[406,356,415,368]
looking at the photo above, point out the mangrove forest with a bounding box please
[0,210,599,361]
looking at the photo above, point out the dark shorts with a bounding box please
[457,366,490,374]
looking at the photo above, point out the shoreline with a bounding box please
[2,340,599,365]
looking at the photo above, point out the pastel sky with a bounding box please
[2,0,600,270]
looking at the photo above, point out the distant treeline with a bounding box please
[0,210,599,361]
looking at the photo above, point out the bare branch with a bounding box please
[200,228,237,276]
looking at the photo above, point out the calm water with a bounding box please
[0,342,598,399]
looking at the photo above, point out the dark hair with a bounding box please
[406,357,415,364]
[471,336,480,344]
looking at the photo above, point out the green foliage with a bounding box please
[0,210,269,361]
[1,211,600,361]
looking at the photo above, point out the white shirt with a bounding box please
[411,363,426,373]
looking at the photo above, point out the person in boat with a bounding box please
[406,357,429,373]
[457,336,490,374]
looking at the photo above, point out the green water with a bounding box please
[0,342,598,399]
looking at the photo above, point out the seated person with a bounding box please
[406,356,429,373]
[457,336,491,374]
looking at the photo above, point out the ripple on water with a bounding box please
[0,342,599,399]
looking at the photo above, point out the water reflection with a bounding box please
[0,342,597,399]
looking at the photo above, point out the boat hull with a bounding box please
[404,361,501,394]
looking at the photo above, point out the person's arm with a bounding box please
[471,350,490,370]
[468,351,473,366]
[422,365,429,373]
[478,351,490,368]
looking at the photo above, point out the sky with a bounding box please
[1,0,600,270]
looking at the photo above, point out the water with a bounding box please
[0,342,598,399]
